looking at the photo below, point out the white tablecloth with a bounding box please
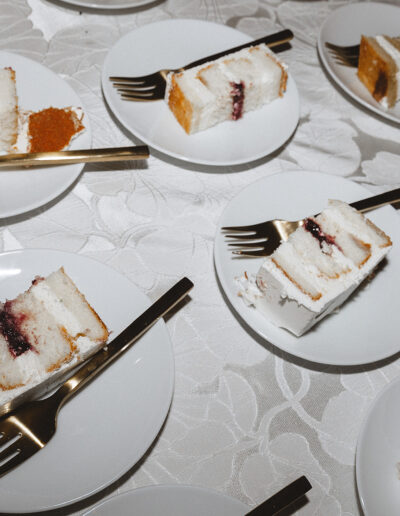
[1,1,399,514]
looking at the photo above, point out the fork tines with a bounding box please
[109,70,163,85]
[223,229,280,258]
[113,89,164,101]
[226,239,269,257]
[0,420,34,478]
[222,223,267,232]
[222,218,303,257]
[325,42,360,67]
[110,71,167,101]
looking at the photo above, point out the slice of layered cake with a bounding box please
[357,35,400,109]
[165,43,288,134]
[0,268,109,416]
[0,67,18,152]
[239,200,392,336]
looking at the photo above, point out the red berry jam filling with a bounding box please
[230,81,245,121]
[0,302,32,358]
[304,218,338,250]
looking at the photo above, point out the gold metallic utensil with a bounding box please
[244,476,312,515]
[223,188,400,257]
[325,41,359,67]
[110,29,294,101]
[0,277,193,478]
[0,145,149,168]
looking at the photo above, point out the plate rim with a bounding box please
[82,483,249,515]
[214,170,400,366]
[0,50,92,219]
[317,1,400,125]
[0,248,175,513]
[101,18,300,167]
[355,374,400,516]
[56,0,156,10]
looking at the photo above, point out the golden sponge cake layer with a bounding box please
[358,35,400,108]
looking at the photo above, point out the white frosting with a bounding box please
[0,68,17,152]
[376,36,400,105]
[0,69,16,113]
[14,110,30,153]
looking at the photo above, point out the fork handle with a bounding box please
[351,188,400,213]
[50,277,193,408]
[0,146,150,168]
[182,29,294,72]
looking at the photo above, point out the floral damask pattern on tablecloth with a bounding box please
[1,1,399,515]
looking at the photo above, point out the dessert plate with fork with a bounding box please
[0,249,175,513]
[214,170,400,366]
[318,2,400,124]
[0,51,91,219]
[101,19,300,167]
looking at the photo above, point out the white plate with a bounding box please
[83,484,248,515]
[101,19,299,167]
[56,0,155,9]
[356,375,400,516]
[0,51,91,219]
[214,171,400,366]
[317,2,400,124]
[0,250,174,514]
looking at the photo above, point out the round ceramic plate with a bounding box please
[101,19,299,166]
[317,2,400,124]
[0,51,91,219]
[356,375,400,516]
[55,0,155,9]
[214,171,400,366]
[83,485,248,515]
[0,250,174,514]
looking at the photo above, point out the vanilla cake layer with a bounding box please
[0,67,18,152]
[240,200,392,336]
[358,35,400,109]
[0,268,108,416]
[165,43,288,134]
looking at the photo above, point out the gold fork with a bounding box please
[0,277,193,478]
[0,146,149,168]
[222,188,400,257]
[325,41,360,67]
[109,29,294,101]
